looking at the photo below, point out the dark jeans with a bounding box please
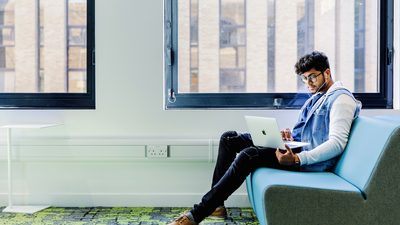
[190,131,299,223]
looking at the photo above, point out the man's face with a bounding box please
[300,68,329,94]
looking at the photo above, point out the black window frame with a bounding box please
[164,0,393,109]
[0,0,95,109]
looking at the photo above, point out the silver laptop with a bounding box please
[245,116,310,149]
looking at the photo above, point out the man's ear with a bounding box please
[324,68,331,79]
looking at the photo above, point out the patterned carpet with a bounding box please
[0,207,259,225]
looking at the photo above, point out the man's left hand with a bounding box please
[275,144,297,166]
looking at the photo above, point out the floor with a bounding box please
[0,207,259,225]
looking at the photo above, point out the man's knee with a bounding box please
[220,131,238,140]
[231,147,259,173]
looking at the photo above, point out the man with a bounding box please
[168,51,362,225]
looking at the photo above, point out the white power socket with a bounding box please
[146,145,169,158]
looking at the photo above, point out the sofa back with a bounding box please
[333,116,400,194]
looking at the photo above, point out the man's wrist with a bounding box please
[294,154,301,166]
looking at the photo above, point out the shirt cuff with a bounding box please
[297,152,308,166]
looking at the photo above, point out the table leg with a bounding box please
[2,126,51,214]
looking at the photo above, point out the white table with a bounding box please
[2,124,61,214]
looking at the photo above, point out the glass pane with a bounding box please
[68,0,86,26]
[68,47,86,69]
[68,70,86,93]
[0,0,88,93]
[190,47,198,68]
[220,0,245,26]
[39,70,44,92]
[220,27,245,46]
[220,46,245,69]
[0,46,14,69]
[69,27,86,46]
[0,1,14,26]
[0,70,14,92]
[190,70,198,93]
[178,0,379,94]
[220,69,245,92]
[0,0,14,93]
[190,0,198,45]
[67,0,87,95]
[0,27,14,46]
[39,26,44,46]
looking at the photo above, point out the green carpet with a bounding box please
[0,207,259,225]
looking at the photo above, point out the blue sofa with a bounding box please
[245,116,400,225]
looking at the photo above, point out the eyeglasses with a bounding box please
[299,72,323,83]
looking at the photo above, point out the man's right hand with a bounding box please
[280,128,294,141]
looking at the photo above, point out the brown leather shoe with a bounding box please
[167,214,197,225]
[209,206,227,218]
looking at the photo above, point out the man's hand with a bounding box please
[280,128,294,141]
[275,144,298,166]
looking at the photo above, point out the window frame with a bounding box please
[0,0,95,109]
[164,0,393,109]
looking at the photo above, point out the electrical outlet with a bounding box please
[146,145,169,158]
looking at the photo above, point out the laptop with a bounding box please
[245,116,310,149]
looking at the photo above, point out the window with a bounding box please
[0,0,95,109]
[165,0,393,109]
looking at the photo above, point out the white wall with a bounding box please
[0,0,399,207]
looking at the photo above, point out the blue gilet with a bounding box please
[291,87,362,171]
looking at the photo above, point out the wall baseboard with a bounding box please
[0,193,250,207]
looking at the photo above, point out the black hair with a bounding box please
[294,51,330,75]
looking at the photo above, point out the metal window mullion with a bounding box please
[219,0,221,91]
[35,0,40,92]
[267,0,276,92]
[358,0,366,92]
[243,0,247,91]
[65,0,69,93]
[384,0,394,107]
[165,0,175,103]
[189,0,198,93]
